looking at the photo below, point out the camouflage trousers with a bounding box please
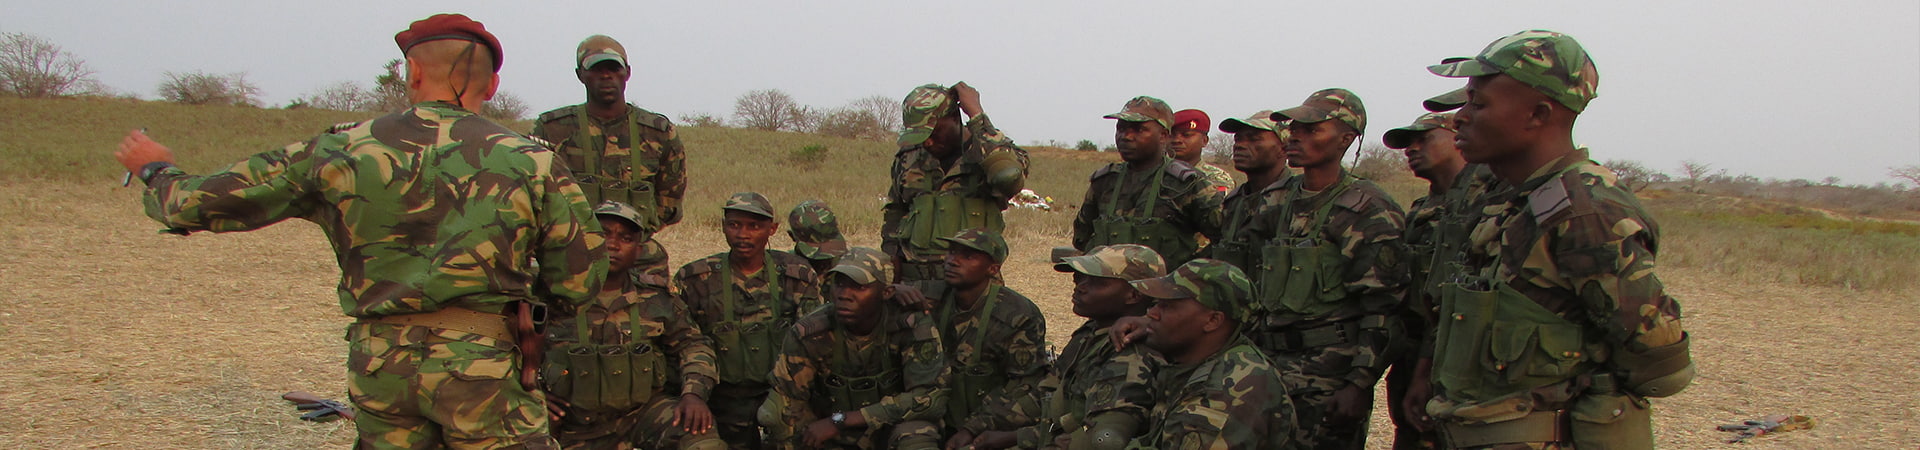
[1270,350,1375,450]
[709,385,767,449]
[551,393,724,450]
[767,418,941,450]
[346,322,555,449]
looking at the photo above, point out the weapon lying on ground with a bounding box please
[282,391,356,422]
[1717,414,1813,443]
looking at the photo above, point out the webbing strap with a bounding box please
[719,252,783,326]
[1276,171,1356,243]
[571,105,644,200]
[938,284,1002,364]
[1102,157,1169,219]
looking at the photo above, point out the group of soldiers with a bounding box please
[110,11,1695,450]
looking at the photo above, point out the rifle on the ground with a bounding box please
[282,391,356,422]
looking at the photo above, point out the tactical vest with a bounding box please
[710,254,788,385]
[569,105,663,230]
[1210,188,1264,272]
[542,302,668,413]
[813,309,904,415]
[897,164,1007,258]
[1087,158,1198,264]
[1254,174,1358,320]
[1417,173,1483,303]
[938,284,1005,423]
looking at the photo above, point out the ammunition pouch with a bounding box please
[898,194,1005,257]
[1437,409,1570,448]
[819,369,902,414]
[1257,238,1347,318]
[570,105,665,231]
[1208,239,1256,273]
[541,302,667,413]
[711,318,789,385]
[1568,383,1654,449]
[1431,281,1596,403]
[946,363,1007,423]
[1613,333,1694,398]
[1087,216,1197,264]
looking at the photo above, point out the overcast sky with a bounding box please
[7,1,1917,184]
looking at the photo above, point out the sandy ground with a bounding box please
[2,183,1915,448]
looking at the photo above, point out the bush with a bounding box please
[788,143,830,168]
[1604,159,1665,193]
[734,89,804,131]
[0,32,103,98]
[678,112,726,127]
[1075,139,1098,152]
[1348,145,1409,182]
[480,91,529,121]
[157,71,261,106]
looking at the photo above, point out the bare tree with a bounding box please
[1604,159,1663,193]
[1348,144,1409,181]
[1890,165,1920,188]
[734,89,803,131]
[0,32,101,98]
[1678,160,1714,192]
[848,94,902,135]
[157,71,262,106]
[1204,132,1234,165]
[300,80,372,111]
[480,91,529,121]
[678,112,725,127]
[369,59,410,112]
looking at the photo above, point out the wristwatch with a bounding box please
[138,161,176,184]
[830,411,847,427]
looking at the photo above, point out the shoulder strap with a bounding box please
[573,105,599,177]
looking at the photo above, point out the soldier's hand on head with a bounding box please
[891,283,934,311]
[803,418,840,447]
[945,429,975,450]
[115,129,176,173]
[1107,316,1154,349]
[952,82,983,118]
[673,393,715,434]
[970,431,1017,449]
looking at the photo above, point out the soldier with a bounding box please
[1253,88,1409,450]
[1131,259,1295,449]
[1419,30,1693,449]
[789,199,852,299]
[673,192,823,449]
[880,229,1046,449]
[1379,110,1486,450]
[541,201,722,449]
[1204,110,1295,272]
[968,244,1168,450]
[1170,109,1234,193]
[1074,96,1224,265]
[531,34,687,275]
[111,14,598,448]
[759,248,948,450]
[883,82,1030,283]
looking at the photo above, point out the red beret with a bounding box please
[1173,109,1210,133]
[394,13,503,73]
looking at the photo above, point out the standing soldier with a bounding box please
[1205,110,1295,272]
[531,34,687,275]
[111,14,600,448]
[542,201,722,449]
[789,199,852,299]
[1170,109,1235,193]
[1256,88,1409,449]
[1131,259,1295,449]
[884,82,1030,283]
[1420,30,1693,449]
[1075,96,1224,265]
[760,248,948,450]
[674,193,823,449]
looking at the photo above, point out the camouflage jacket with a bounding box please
[1071,158,1225,255]
[1135,336,1295,450]
[141,101,605,317]
[1194,162,1235,194]
[1405,164,1494,356]
[548,272,719,400]
[1204,173,1294,271]
[904,280,1049,434]
[530,103,688,229]
[762,306,949,448]
[1440,149,1687,406]
[1009,320,1163,449]
[883,114,1029,263]
[672,250,823,385]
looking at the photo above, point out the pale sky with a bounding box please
[7,1,1917,184]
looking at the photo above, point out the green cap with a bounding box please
[1271,88,1367,134]
[787,199,848,261]
[1382,112,1456,149]
[722,192,775,219]
[576,35,627,69]
[938,228,1008,263]
[1427,30,1599,112]
[898,84,953,147]
[1424,85,1467,112]
[1218,110,1281,134]
[1129,259,1252,322]
[829,247,894,285]
[1103,96,1175,131]
[1054,244,1167,281]
[593,200,648,231]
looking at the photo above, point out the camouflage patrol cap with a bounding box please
[1054,244,1167,281]
[898,84,953,147]
[787,199,849,261]
[721,192,776,219]
[594,201,651,232]
[576,35,627,69]
[1104,96,1175,132]
[1130,259,1252,322]
[1423,86,1467,112]
[1382,112,1456,149]
[1428,30,1599,112]
[829,247,894,285]
[938,228,1009,263]
[1271,88,1367,134]
[1218,110,1282,134]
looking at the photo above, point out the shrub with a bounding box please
[157,71,261,106]
[1075,139,1098,152]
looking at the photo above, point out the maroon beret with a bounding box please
[394,13,503,73]
[1173,109,1210,133]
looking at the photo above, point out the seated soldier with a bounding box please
[542,201,723,449]
[759,248,948,450]
[1131,259,1298,449]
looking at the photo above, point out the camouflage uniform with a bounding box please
[1076,97,1224,265]
[884,84,1031,282]
[900,229,1049,438]
[1194,163,1235,194]
[759,248,948,450]
[1129,260,1296,449]
[789,199,851,300]
[1204,111,1295,273]
[1000,244,1168,449]
[1254,89,1409,450]
[673,194,824,449]
[1424,31,1693,449]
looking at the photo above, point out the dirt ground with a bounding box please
[2,182,1915,448]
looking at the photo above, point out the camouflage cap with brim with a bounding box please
[938,228,1008,263]
[1054,244,1167,281]
[1218,110,1281,134]
[1271,88,1367,134]
[1424,85,1467,112]
[576,34,627,69]
[1104,96,1175,131]
[788,199,848,260]
[1427,30,1598,113]
[829,247,894,285]
[593,200,656,236]
[722,192,776,219]
[1383,112,1456,149]
[897,84,953,147]
[1129,259,1252,322]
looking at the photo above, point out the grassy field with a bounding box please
[2,97,1916,448]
